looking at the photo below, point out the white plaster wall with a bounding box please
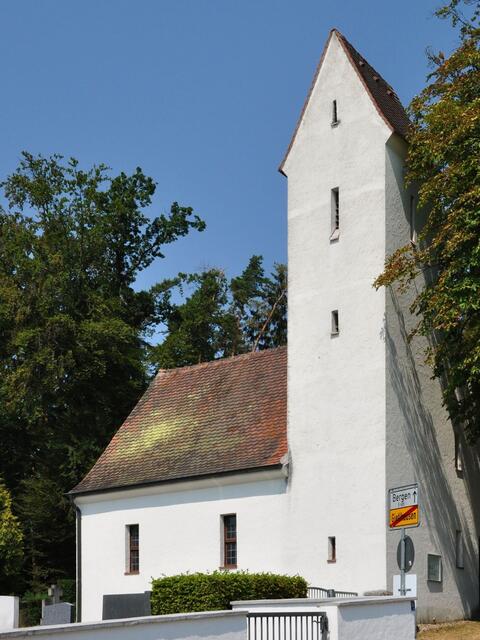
[333,599,415,640]
[0,611,246,640]
[77,472,288,622]
[283,31,391,593]
[384,136,480,621]
[0,598,19,631]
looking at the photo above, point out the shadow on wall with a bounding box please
[386,286,480,615]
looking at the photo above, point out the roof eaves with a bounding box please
[278,28,337,177]
[69,463,285,498]
[334,32,395,137]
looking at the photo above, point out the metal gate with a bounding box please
[247,611,328,640]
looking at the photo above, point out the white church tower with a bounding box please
[282,28,479,621]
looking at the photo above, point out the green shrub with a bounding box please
[151,571,307,615]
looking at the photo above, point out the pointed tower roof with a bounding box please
[279,29,410,175]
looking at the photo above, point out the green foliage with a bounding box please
[0,482,23,593]
[0,152,205,589]
[151,572,307,615]
[19,590,47,628]
[151,257,287,369]
[375,1,480,439]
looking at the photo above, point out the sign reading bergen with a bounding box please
[389,484,419,529]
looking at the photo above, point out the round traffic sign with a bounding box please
[397,536,415,572]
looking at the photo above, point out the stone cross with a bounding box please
[47,585,63,605]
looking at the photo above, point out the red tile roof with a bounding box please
[70,347,287,495]
[279,29,410,175]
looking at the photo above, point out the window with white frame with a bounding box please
[222,514,237,569]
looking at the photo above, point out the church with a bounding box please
[70,29,480,624]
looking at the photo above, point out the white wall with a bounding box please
[331,598,415,640]
[283,31,391,593]
[0,598,19,631]
[77,471,288,622]
[0,611,246,640]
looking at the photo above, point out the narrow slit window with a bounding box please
[222,514,237,568]
[409,195,417,245]
[328,537,336,563]
[332,100,339,126]
[455,433,463,472]
[456,530,464,569]
[331,310,339,336]
[126,524,139,574]
[331,188,340,240]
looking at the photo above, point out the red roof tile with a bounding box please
[70,347,287,495]
[279,29,410,175]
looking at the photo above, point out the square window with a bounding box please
[427,554,442,582]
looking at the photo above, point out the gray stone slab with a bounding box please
[102,592,151,620]
[41,603,74,626]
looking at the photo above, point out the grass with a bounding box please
[418,621,480,639]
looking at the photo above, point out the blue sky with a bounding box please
[0,1,457,291]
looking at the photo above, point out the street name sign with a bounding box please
[389,483,419,529]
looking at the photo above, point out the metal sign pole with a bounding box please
[400,528,406,596]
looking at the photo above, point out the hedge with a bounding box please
[151,571,307,615]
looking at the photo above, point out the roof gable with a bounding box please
[279,29,410,175]
[71,347,287,495]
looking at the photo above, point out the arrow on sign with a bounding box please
[413,490,417,504]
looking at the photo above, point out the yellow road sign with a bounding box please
[389,505,419,529]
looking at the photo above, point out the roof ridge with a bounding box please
[155,345,287,377]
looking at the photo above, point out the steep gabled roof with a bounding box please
[279,28,410,175]
[70,346,287,495]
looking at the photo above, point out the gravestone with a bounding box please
[40,584,74,626]
[41,603,74,626]
[102,592,151,620]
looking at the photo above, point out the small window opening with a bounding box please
[427,554,442,582]
[330,188,340,240]
[456,530,464,569]
[455,433,463,472]
[126,524,139,574]
[331,100,339,126]
[410,195,417,245]
[331,310,339,336]
[222,514,237,568]
[328,536,336,563]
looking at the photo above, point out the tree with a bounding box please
[0,152,205,586]
[0,482,23,593]
[151,256,287,369]
[374,1,480,440]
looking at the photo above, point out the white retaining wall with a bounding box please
[0,610,246,640]
[0,598,19,632]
